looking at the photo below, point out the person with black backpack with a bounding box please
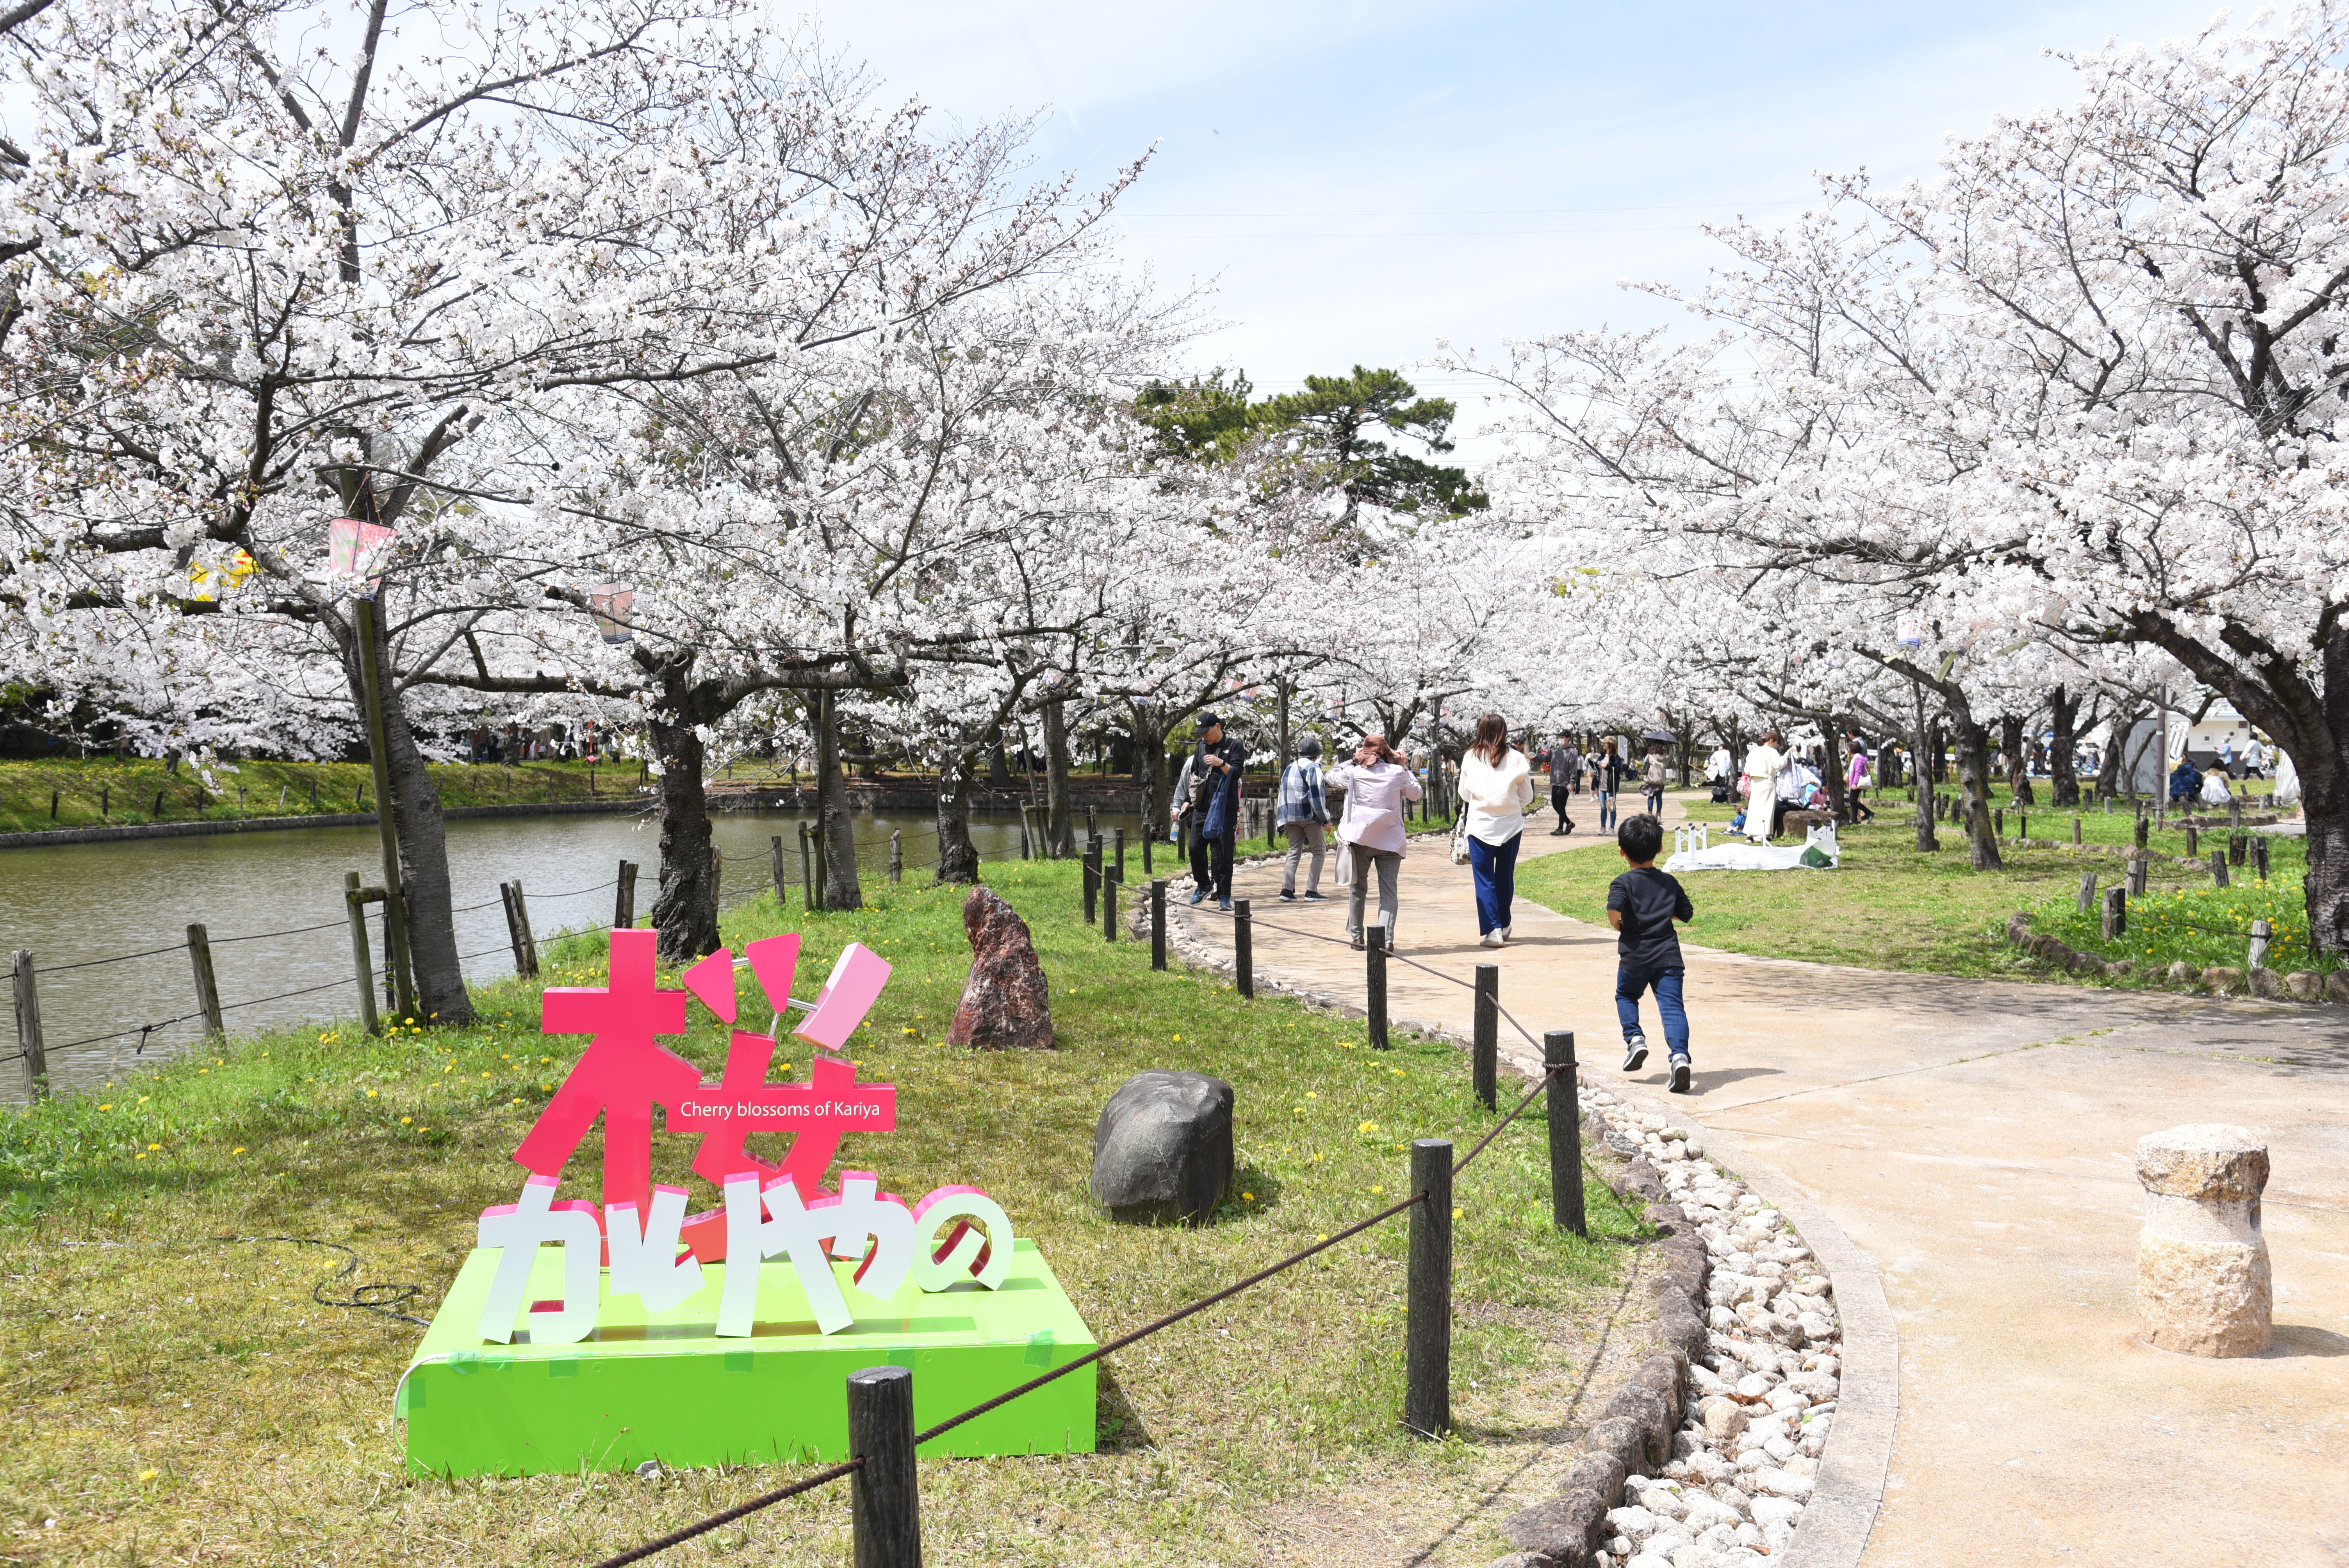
[1543,731,1579,834]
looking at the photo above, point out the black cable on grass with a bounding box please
[229,1236,432,1327]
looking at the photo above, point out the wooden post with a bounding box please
[799,823,816,913]
[154,788,167,817]
[1404,1137,1453,1439]
[186,923,225,1038]
[10,950,48,1101]
[345,873,381,1037]
[2248,918,2272,972]
[2102,886,2128,943]
[100,786,108,816]
[845,1365,922,1568]
[2209,849,2230,889]
[1472,964,1498,1111]
[2135,815,2149,850]
[1018,807,1033,862]
[2185,825,2199,859]
[1150,879,1167,972]
[2232,797,2244,832]
[764,834,787,910]
[1232,897,1251,995]
[1545,1030,1586,1236]
[2127,855,2148,896]
[512,880,540,975]
[810,831,826,914]
[1366,925,1388,1050]
[889,830,903,885]
[2017,809,2027,841]
[1994,807,2003,839]
[2254,836,2271,882]
[1086,805,1098,843]
[1102,865,1119,944]
[2077,870,2098,916]
[1082,841,1099,925]
[2229,833,2247,867]
[1142,813,1153,875]
[2073,816,2083,845]
[616,859,638,930]
[1114,827,1126,882]
[48,789,58,820]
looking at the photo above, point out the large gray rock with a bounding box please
[946,886,1053,1050]
[1090,1071,1234,1225]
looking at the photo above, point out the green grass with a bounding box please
[1525,793,2310,981]
[2025,855,2333,977]
[0,758,638,834]
[0,860,1646,1566]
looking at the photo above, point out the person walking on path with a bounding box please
[1543,731,1580,834]
[1593,736,1627,832]
[1458,713,1535,947]
[1326,734,1422,951]
[1273,736,1331,902]
[1608,813,1696,1094]
[1640,743,1670,818]
[1741,730,1786,842]
[1178,712,1248,910]
[1845,738,1877,824]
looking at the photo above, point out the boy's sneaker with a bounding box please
[1670,1057,1692,1094]
[1217,898,1232,912]
[1621,1036,1649,1073]
[1188,889,1206,905]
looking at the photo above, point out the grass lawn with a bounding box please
[1522,791,2306,981]
[0,860,1648,1566]
[0,759,634,834]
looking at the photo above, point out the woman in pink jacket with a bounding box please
[1325,734,1425,951]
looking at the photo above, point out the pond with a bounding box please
[0,805,1152,1100]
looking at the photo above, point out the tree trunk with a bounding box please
[2094,703,2133,802]
[648,710,720,962]
[934,748,981,884]
[1950,705,2004,871]
[354,645,474,1026]
[1128,704,1168,855]
[2049,686,2080,806]
[1042,698,1075,857]
[813,688,863,911]
[1911,683,1939,853]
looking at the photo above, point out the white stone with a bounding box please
[1757,1469,1814,1499]
[1749,1496,1804,1531]
[1684,1450,1734,1483]
[1734,1450,1768,1473]
[1798,1312,1836,1342]
[1763,1437,1797,1461]
[1682,1493,1740,1532]
[1625,1556,1674,1568]
[1709,1484,1752,1518]
[1609,1506,1659,1539]
[1735,1372,1773,1399]
[1700,1397,1749,1440]
[1765,1386,1809,1415]
[1735,1522,1764,1548]
[1697,1522,1741,1552]
[1611,1536,1633,1558]
[1762,1521,1795,1552]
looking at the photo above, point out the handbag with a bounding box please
[1450,799,1473,865]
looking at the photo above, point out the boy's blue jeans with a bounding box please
[1616,962,1690,1059]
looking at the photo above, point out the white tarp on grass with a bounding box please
[1663,823,1840,873]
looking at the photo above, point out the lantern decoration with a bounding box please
[589,583,635,644]
[326,517,397,594]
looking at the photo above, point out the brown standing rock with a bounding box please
[946,886,1054,1050]
[2136,1124,2271,1357]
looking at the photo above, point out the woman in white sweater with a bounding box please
[1458,713,1536,946]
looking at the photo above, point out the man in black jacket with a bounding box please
[1178,713,1249,909]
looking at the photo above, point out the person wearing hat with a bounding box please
[1273,734,1332,901]
[1178,712,1250,909]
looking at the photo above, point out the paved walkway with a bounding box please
[1178,799,2349,1568]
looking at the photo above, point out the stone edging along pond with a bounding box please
[0,796,648,850]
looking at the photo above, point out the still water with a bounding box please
[0,805,1149,1099]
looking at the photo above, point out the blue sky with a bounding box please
[813,0,2228,413]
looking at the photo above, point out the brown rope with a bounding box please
[583,1459,864,1568]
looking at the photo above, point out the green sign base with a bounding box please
[398,1238,1097,1476]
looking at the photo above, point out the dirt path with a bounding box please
[1174,796,2349,1568]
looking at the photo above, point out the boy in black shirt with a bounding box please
[1606,813,1696,1092]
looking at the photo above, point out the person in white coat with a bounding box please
[1458,713,1535,946]
[1741,731,1786,842]
[1325,734,1424,951]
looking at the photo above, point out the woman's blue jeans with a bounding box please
[1468,832,1520,934]
[1616,963,1690,1058]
